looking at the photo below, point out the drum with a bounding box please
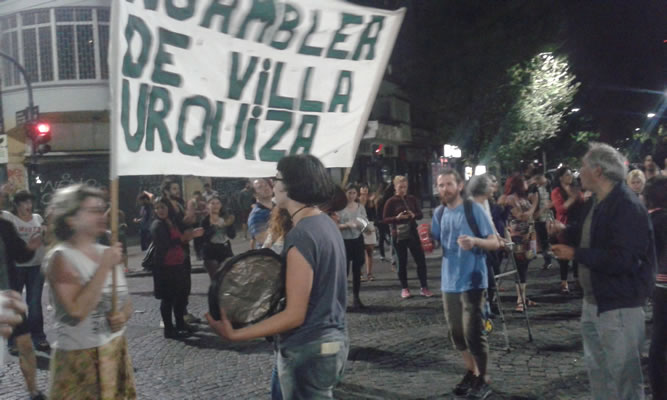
[418,223,433,253]
[356,217,369,233]
[208,248,286,328]
[362,221,377,246]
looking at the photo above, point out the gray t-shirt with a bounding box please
[278,214,348,349]
[578,200,596,304]
[337,204,367,240]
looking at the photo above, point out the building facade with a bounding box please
[0,0,112,209]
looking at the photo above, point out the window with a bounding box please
[22,28,38,82]
[57,25,76,80]
[98,24,109,79]
[38,27,53,81]
[0,7,110,87]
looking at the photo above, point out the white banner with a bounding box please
[110,0,404,178]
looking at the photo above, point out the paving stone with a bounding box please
[0,235,656,399]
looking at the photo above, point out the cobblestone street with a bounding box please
[0,237,654,399]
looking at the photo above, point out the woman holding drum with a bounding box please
[207,154,349,400]
[337,183,367,309]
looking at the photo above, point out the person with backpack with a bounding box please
[431,169,500,399]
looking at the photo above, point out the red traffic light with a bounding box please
[36,123,50,135]
[25,121,52,146]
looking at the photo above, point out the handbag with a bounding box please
[396,222,412,240]
[396,197,417,241]
[141,242,156,271]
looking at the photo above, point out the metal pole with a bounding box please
[0,51,35,120]
[0,51,40,208]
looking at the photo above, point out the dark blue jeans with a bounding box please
[649,287,667,400]
[10,265,46,341]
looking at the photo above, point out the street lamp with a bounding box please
[571,108,580,113]
[647,113,656,118]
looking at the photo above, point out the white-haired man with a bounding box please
[552,143,656,400]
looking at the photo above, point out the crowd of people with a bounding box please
[0,146,664,400]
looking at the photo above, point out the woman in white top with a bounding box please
[337,184,368,309]
[44,185,136,399]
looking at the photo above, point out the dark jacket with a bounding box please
[150,219,182,266]
[0,219,36,290]
[567,183,656,313]
[651,209,667,288]
[382,195,423,225]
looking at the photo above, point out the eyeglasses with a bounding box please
[273,176,284,182]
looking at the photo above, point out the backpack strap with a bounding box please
[434,204,445,226]
[464,199,483,238]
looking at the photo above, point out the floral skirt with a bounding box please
[49,335,136,400]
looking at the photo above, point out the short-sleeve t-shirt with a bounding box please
[431,202,495,293]
[1,211,44,267]
[278,214,347,349]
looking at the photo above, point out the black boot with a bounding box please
[353,296,366,309]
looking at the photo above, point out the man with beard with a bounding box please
[431,169,499,399]
[160,178,201,325]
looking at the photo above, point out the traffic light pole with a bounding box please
[0,51,40,208]
[0,51,35,120]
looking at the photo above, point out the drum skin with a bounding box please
[208,248,285,328]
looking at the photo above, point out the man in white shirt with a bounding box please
[1,190,48,351]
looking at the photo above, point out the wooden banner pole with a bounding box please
[341,167,352,188]
[110,178,119,313]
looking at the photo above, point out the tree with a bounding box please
[498,53,580,165]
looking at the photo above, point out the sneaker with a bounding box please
[467,376,492,399]
[542,262,552,270]
[420,288,434,298]
[401,289,412,299]
[183,313,201,324]
[453,370,475,396]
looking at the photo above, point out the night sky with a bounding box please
[354,0,666,155]
[561,0,666,143]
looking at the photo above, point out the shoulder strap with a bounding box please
[435,205,445,225]
[464,199,483,238]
